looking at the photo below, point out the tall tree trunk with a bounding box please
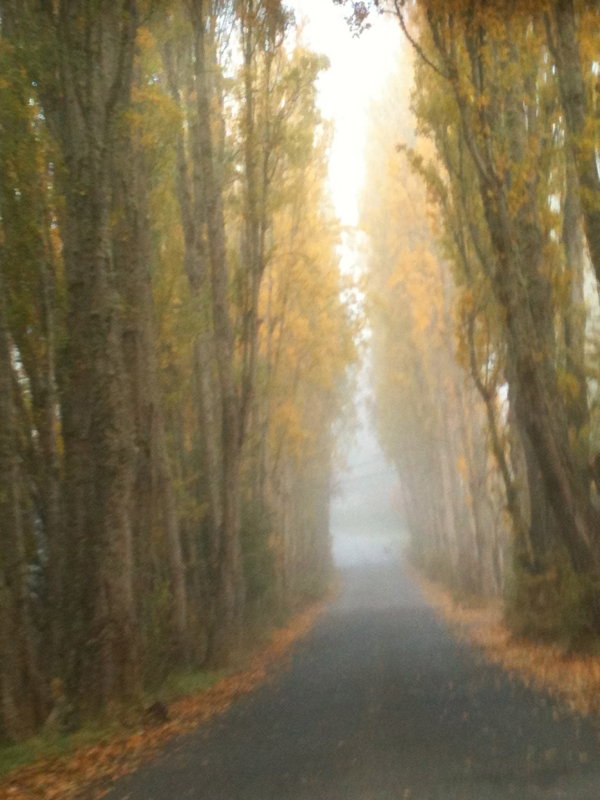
[190,0,245,663]
[42,0,141,709]
[162,30,226,657]
[481,178,600,574]
[547,0,600,289]
[112,120,189,664]
[0,269,44,740]
[562,150,589,440]
[426,9,600,579]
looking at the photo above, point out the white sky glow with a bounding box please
[286,3,406,530]
[289,1,403,228]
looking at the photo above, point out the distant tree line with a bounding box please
[0,0,356,741]
[361,0,600,644]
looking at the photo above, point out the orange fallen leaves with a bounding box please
[416,571,600,718]
[0,596,330,800]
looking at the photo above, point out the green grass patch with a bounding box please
[0,720,125,776]
[0,668,222,779]
[0,736,64,776]
[153,668,222,702]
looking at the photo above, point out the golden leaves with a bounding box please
[135,26,155,52]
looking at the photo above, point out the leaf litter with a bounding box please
[416,571,600,719]
[0,597,330,800]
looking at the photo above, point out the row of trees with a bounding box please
[361,0,600,643]
[0,1,356,741]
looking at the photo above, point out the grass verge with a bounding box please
[0,594,330,800]
[0,669,225,781]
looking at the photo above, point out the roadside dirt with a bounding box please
[417,572,600,718]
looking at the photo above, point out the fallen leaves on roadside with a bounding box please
[0,595,330,800]
[415,571,600,718]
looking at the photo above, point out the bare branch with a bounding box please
[391,0,451,81]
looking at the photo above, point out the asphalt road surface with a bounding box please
[105,544,600,800]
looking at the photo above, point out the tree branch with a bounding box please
[391,0,451,81]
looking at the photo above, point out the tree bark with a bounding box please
[562,150,589,440]
[43,0,141,708]
[190,0,246,663]
[425,6,600,577]
[0,268,44,739]
[112,117,189,664]
[547,0,600,290]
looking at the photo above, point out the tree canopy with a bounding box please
[362,0,600,642]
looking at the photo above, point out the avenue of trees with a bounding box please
[360,0,600,646]
[0,1,356,741]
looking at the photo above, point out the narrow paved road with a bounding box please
[105,553,600,799]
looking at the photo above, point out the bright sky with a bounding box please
[286,2,406,515]
[289,0,403,229]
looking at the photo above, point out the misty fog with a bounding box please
[3,2,600,798]
[331,390,405,569]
